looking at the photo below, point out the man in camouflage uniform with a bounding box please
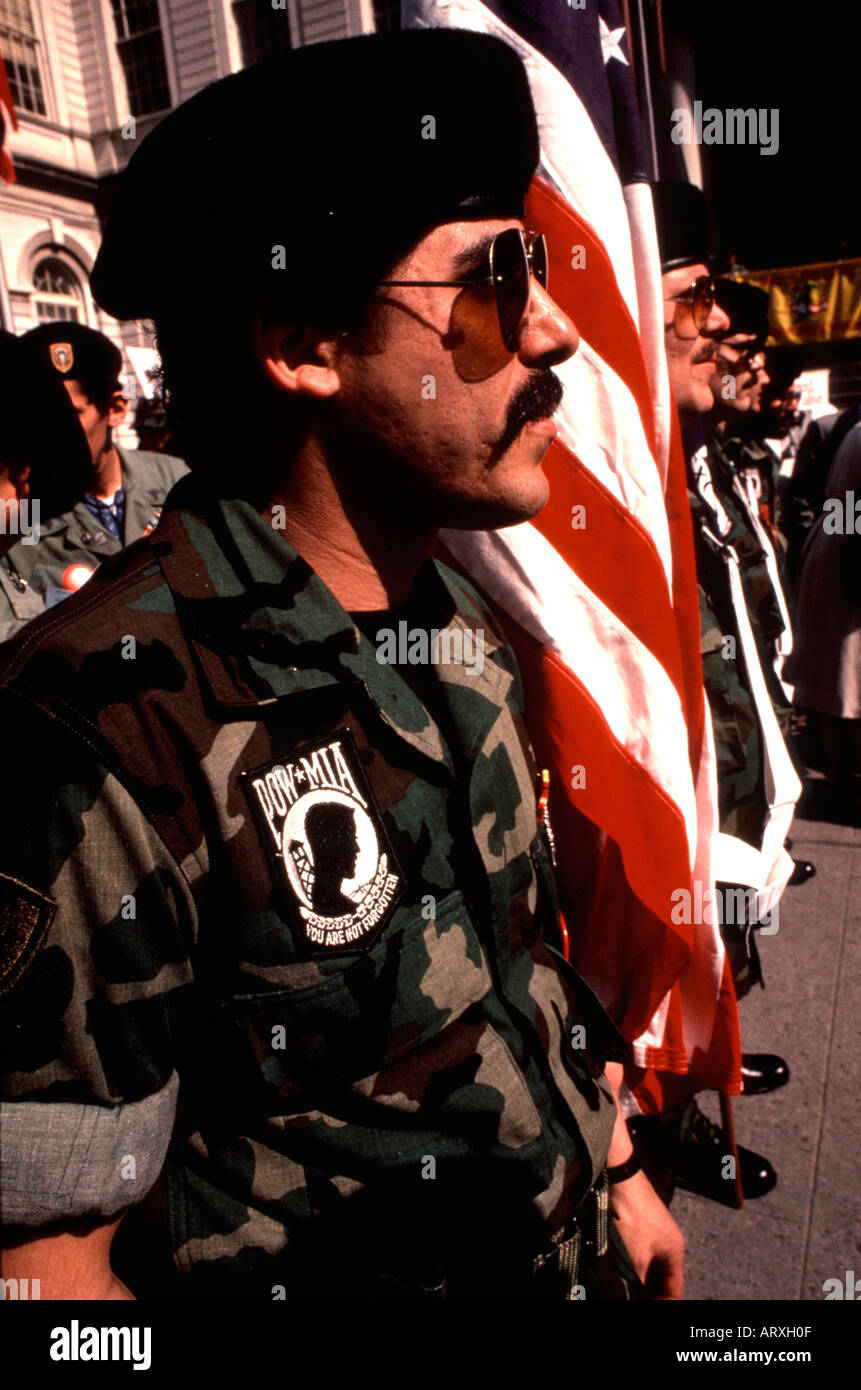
[706,280,794,732]
[0,323,186,642]
[0,32,683,1301]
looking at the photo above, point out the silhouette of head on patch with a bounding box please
[305,802,360,917]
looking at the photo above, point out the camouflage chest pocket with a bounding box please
[229,889,498,1104]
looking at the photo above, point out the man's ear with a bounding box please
[252,311,341,399]
[107,391,128,428]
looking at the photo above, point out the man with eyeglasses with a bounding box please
[706,281,793,715]
[0,31,684,1301]
[705,275,813,898]
[657,185,729,428]
[641,184,799,1208]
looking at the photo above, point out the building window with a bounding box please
[232,0,293,68]
[373,0,400,32]
[33,258,83,323]
[0,0,46,115]
[110,0,170,117]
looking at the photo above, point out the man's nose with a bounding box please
[704,300,731,337]
[517,280,579,368]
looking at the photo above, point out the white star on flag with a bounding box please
[599,15,628,66]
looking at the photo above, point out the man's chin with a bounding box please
[440,479,550,533]
[689,380,717,419]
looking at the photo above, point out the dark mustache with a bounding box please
[693,344,719,364]
[496,371,565,455]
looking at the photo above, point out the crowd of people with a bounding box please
[633,178,852,1214]
[0,28,852,1302]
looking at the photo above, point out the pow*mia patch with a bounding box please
[241,733,404,956]
[49,342,74,373]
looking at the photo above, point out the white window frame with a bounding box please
[95,0,176,130]
[0,0,52,121]
[31,252,85,323]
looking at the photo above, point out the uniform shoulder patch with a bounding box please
[0,872,57,996]
[241,731,404,957]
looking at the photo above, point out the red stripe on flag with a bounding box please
[527,177,657,456]
[629,954,743,1111]
[503,610,695,1043]
[0,41,18,184]
[510,615,741,1091]
[535,442,685,689]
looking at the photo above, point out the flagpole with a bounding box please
[629,0,659,181]
[719,1092,744,1208]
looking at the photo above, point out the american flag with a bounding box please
[0,42,17,185]
[406,0,742,1109]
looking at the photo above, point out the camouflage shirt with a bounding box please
[0,473,619,1298]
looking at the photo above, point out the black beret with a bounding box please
[91,30,540,323]
[715,279,770,340]
[652,180,709,272]
[20,322,123,398]
[0,331,93,517]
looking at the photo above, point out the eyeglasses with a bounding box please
[379,228,548,353]
[716,339,766,372]
[664,275,716,334]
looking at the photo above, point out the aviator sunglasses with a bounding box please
[379,228,548,353]
[664,274,716,334]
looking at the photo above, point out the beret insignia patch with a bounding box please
[241,731,404,957]
[0,872,57,996]
[49,342,74,373]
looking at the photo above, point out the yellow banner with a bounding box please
[741,259,861,346]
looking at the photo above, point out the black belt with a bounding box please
[356,1172,611,1302]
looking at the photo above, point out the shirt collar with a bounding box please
[152,474,508,731]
